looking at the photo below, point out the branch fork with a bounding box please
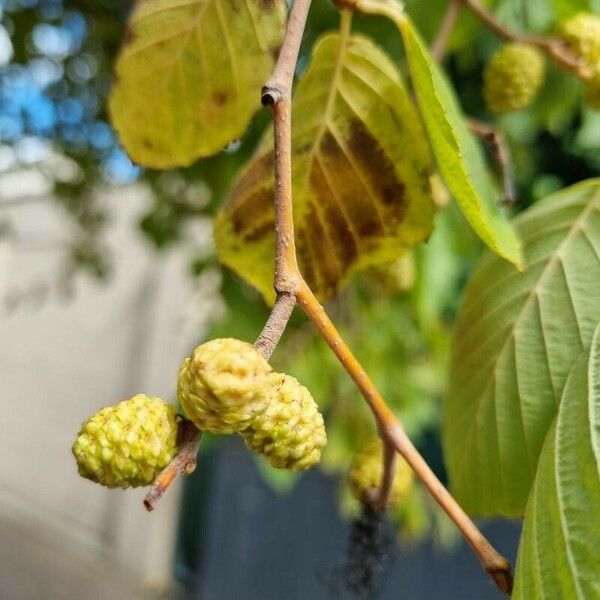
[254,2,514,593]
[148,0,514,593]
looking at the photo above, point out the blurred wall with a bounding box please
[0,183,216,586]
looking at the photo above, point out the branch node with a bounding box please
[487,563,514,595]
[143,419,202,512]
[261,86,282,106]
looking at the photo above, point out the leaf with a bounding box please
[109,0,285,168]
[551,0,591,21]
[396,15,523,269]
[513,322,600,599]
[215,31,436,302]
[443,179,600,517]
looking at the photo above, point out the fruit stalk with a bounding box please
[144,419,202,512]
[461,0,591,77]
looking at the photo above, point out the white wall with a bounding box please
[0,183,219,586]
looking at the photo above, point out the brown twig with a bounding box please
[461,0,592,78]
[255,1,514,593]
[144,419,202,512]
[431,0,462,61]
[468,118,516,205]
[254,292,296,360]
[260,0,311,296]
[296,281,512,592]
[377,440,398,511]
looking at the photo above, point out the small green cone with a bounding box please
[72,394,179,489]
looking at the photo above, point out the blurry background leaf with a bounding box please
[444,179,600,517]
[109,0,285,168]
[214,28,436,302]
[513,323,600,598]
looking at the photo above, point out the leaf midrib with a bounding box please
[457,189,600,496]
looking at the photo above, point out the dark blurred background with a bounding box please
[0,0,598,598]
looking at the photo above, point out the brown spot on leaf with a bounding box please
[303,202,339,293]
[346,120,407,222]
[242,219,274,243]
[319,130,384,240]
[309,160,357,269]
[212,91,228,106]
[229,187,273,235]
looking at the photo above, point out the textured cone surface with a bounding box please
[348,439,413,507]
[242,372,327,471]
[483,43,545,113]
[178,338,272,434]
[559,13,600,111]
[72,394,179,489]
[559,13,600,67]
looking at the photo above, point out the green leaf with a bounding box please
[109,0,285,168]
[513,322,600,599]
[215,28,436,302]
[395,15,523,269]
[551,0,591,21]
[444,179,600,517]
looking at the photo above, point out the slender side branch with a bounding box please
[462,0,592,78]
[431,0,461,61]
[254,292,296,360]
[469,118,516,205]
[296,280,513,594]
[377,440,398,511]
[144,420,202,512]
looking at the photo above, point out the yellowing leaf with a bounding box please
[109,0,285,168]
[215,30,436,302]
[444,180,600,517]
[396,15,523,269]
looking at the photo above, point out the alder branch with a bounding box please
[296,282,513,593]
[254,292,296,360]
[255,1,514,594]
[144,419,202,512]
[469,118,516,205]
[431,0,461,61]
[261,0,311,297]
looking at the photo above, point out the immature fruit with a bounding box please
[72,394,179,489]
[242,372,327,471]
[178,338,272,434]
[559,13,600,67]
[483,43,545,113]
[559,13,600,110]
[348,440,413,507]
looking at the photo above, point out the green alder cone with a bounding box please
[242,372,327,472]
[347,439,413,508]
[483,43,546,114]
[178,338,272,434]
[559,13,600,110]
[559,12,600,66]
[72,394,179,489]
